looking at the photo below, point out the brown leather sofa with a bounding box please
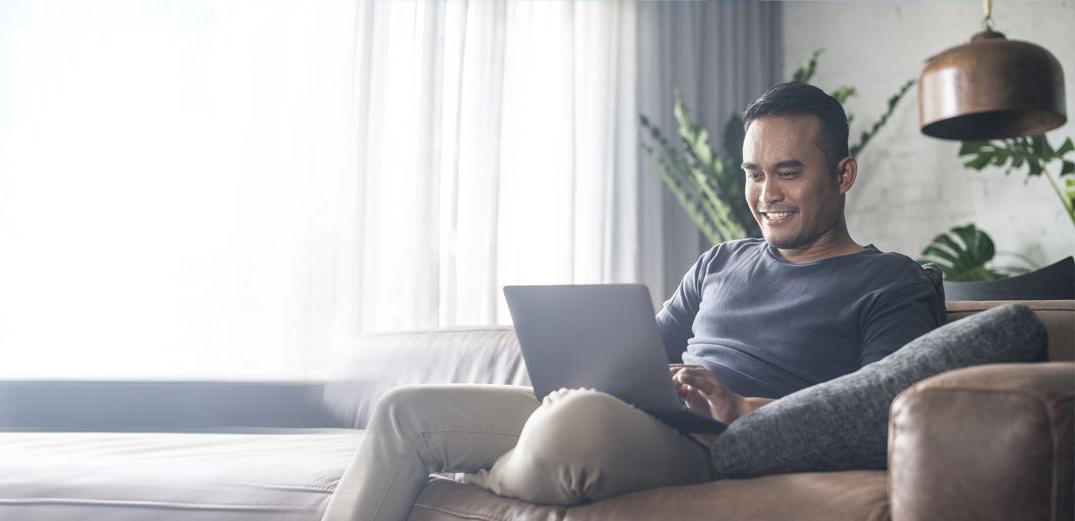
[7,301,1066,521]
[393,300,1074,521]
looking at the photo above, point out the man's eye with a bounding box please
[778,171,801,178]
[744,171,762,180]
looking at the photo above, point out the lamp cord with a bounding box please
[982,0,995,31]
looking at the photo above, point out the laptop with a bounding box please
[503,284,727,434]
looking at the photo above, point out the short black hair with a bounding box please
[741,82,850,169]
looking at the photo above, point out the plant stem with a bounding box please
[1042,168,1075,227]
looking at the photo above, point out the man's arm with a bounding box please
[655,245,721,362]
[860,279,945,365]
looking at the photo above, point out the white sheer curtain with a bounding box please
[0,0,780,379]
[345,1,642,335]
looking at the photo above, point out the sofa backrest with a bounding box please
[325,300,1073,428]
[945,300,1073,361]
[323,327,527,428]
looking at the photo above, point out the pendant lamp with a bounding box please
[918,0,1067,140]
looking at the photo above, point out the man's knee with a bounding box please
[515,389,633,468]
[368,384,435,437]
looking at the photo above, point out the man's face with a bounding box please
[741,115,847,250]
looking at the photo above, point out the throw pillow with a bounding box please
[711,303,1047,478]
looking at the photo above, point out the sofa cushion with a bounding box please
[0,430,362,521]
[409,471,889,521]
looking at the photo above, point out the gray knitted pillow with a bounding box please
[712,303,1048,478]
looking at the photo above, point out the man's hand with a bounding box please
[668,364,772,423]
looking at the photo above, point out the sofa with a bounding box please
[1,300,1071,521]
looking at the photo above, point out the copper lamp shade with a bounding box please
[919,30,1067,140]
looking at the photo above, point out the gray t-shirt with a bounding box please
[656,238,945,399]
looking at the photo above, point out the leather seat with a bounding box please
[411,471,890,521]
[0,431,363,521]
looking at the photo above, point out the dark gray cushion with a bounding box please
[712,303,1048,478]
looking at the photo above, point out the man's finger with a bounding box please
[679,385,713,417]
[674,373,717,394]
[675,367,719,385]
[668,363,702,372]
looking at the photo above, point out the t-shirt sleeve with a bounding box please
[655,245,717,362]
[859,279,945,366]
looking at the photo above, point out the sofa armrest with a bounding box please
[888,362,1074,521]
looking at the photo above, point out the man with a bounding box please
[325,83,944,521]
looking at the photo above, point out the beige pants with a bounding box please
[323,384,713,521]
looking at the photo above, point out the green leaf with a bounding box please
[931,235,968,267]
[693,129,713,166]
[848,79,914,157]
[1028,159,1044,177]
[792,49,824,83]
[673,91,691,133]
[959,141,987,156]
[1056,138,1074,157]
[951,224,995,263]
[1061,160,1075,177]
[918,224,1021,282]
[1066,178,1075,208]
[921,245,959,268]
[830,86,856,104]
[1032,135,1047,157]
[964,153,993,170]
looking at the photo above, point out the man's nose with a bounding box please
[761,178,784,203]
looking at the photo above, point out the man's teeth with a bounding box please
[765,211,793,219]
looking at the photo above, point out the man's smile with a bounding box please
[759,210,797,225]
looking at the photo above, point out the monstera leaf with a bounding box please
[918,224,1034,282]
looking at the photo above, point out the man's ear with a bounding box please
[835,156,857,194]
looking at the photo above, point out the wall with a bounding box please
[783,1,1075,268]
